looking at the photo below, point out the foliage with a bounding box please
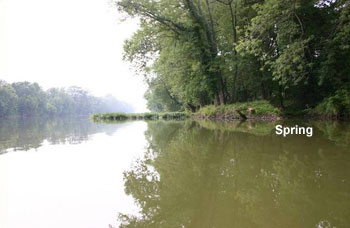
[313,83,350,118]
[91,112,189,121]
[0,81,18,116]
[117,0,350,117]
[0,80,134,117]
[195,100,280,116]
[144,78,183,112]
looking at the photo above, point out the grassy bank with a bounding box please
[92,98,350,122]
[193,100,281,120]
[91,112,188,121]
[92,101,281,122]
[308,85,350,119]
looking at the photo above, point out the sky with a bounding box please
[0,0,148,112]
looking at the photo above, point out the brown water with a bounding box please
[1,117,350,228]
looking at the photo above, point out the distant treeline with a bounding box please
[0,80,134,117]
[118,0,350,117]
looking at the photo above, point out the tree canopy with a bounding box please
[117,0,350,114]
[0,80,134,117]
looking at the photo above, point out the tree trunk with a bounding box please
[186,0,226,105]
[229,1,238,102]
[278,84,285,110]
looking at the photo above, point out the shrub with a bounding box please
[314,84,350,118]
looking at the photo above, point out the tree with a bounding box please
[0,81,18,116]
[118,0,350,114]
[0,80,134,117]
[12,82,47,116]
[118,0,228,106]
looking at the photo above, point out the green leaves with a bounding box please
[118,0,350,111]
[0,81,18,116]
[0,81,134,117]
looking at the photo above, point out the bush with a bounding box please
[196,100,280,117]
[91,112,188,121]
[314,84,350,118]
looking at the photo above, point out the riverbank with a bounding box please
[91,101,281,121]
[192,100,350,120]
[92,100,349,122]
[91,112,188,121]
[192,100,281,121]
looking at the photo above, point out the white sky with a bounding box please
[0,0,148,112]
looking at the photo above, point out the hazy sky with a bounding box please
[0,0,148,112]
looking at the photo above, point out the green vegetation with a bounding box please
[116,0,350,118]
[91,112,188,121]
[92,101,280,121]
[0,80,134,117]
[194,100,280,119]
[311,84,350,119]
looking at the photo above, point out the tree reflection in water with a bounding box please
[0,116,125,154]
[119,120,350,228]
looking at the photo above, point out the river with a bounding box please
[0,116,349,228]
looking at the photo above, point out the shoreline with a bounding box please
[91,112,349,122]
[91,101,349,122]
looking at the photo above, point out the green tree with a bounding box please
[12,82,47,116]
[0,80,134,117]
[118,0,229,107]
[0,81,18,116]
[118,0,350,115]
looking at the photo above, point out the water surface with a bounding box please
[1,117,350,228]
[0,116,146,228]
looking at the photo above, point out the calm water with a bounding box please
[1,117,350,228]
